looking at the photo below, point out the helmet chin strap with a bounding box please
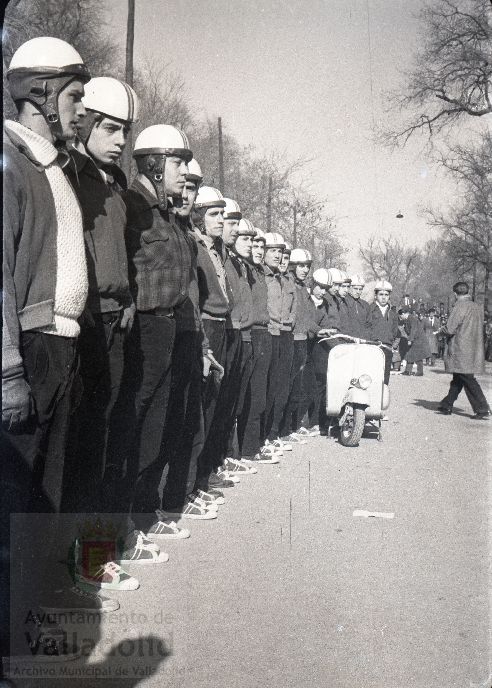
[142,154,167,210]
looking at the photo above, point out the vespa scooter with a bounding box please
[318,334,392,447]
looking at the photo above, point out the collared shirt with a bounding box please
[202,234,229,302]
[124,179,194,311]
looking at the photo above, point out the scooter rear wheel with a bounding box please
[339,404,365,447]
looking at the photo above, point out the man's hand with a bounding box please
[120,303,136,332]
[318,328,338,337]
[2,377,33,429]
[202,351,224,382]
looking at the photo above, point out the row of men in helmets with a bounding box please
[1,35,400,658]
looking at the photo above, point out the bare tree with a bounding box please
[359,234,422,301]
[381,0,491,147]
[425,133,492,310]
[3,0,119,118]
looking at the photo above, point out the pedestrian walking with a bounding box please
[438,282,490,419]
[399,306,431,376]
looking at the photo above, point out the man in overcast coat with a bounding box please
[438,281,490,419]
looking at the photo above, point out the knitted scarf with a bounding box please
[5,120,88,337]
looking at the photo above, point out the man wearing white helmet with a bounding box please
[62,77,138,519]
[2,36,94,657]
[280,249,326,440]
[118,125,202,540]
[222,197,242,248]
[345,273,370,339]
[303,268,338,435]
[279,241,292,275]
[190,186,239,494]
[367,280,399,384]
[221,219,259,473]
[262,233,297,453]
[160,160,224,520]
[335,271,353,336]
[238,228,277,463]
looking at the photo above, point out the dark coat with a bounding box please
[366,303,399,346]
[343,294,370,338]
[404,314,431,363]
[422,315,440,355]
[444,297,485,374]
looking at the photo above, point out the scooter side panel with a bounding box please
[326,344,385,417]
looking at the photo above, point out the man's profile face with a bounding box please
[279,252,290,274]
[223,219,240,247]
[57,79,86,141]
[165,155,188,197]
[252,240,265,265]
[204,207,224,239]
[175,180,198,219]
[350,285,363,300]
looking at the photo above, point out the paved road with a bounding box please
[10,361,491,688]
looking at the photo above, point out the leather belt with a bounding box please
[140,307,174,318]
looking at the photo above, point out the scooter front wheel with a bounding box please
[339,404,366,447]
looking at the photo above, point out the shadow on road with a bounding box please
[411,398,470,417]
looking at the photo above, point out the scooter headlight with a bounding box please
[357,374,372,390]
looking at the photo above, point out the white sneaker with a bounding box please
[273,437,292,451]
[76,561,139,591]
[119,531,169,565]
[217,468,241,483]
[249,448,280,464]
[148,514,191,539]
[263,440,283,457]
[223,457,258,474]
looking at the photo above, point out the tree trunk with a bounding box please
[266,175,273,232]
[218,117,225,194]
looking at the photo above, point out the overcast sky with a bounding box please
[107,0,483,268]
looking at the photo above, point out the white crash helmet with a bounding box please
[186,158,203,184]
[290,248,313,264]
[312,268,330,287]
[327,267,344,285]
[253,228,266,244]
[133,124,192,209]
[339,270,351,285]
[7,37,90,139]
[374,279,393,292]
[283,241,292,255]
[264,232,285,249]
[83,77,138,123]
[133,124,192,160]
[349,273,365,287]
[237,218,256,236]
[195,186,226,209]
[223,198,242,220]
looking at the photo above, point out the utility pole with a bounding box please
[266,175,273,232]
[122,0,135,178]
[218,117,225,193]
[293,202,298,247]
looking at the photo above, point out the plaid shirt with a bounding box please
[124,180,195,311]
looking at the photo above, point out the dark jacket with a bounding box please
[344,294,370,339]
[404,314,431,363]
[324,293,341,331]
[250,265,270,327]
[3,126,71,378]
[124,179,195,312]
[66,147,132,313]
[293,280,322,340]
[279,272,297,332]
[366,303,399,346]
[193,230,231,320]
[224,251,253,337]
[423,315,440,354]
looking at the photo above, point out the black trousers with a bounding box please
[194,319,227,490]
[227,339,254,459]
[160,330,204,510]
[0,332,77,658]
[62,312,126,513]
[114,312,175,532]
[441,373,489,414]
[266,332,294,441]
[306,342,333,433]
[280,339,308,437]
[239,328,272,457]
[215,328,243,467]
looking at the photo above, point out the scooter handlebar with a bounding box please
[317,334,393,351]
